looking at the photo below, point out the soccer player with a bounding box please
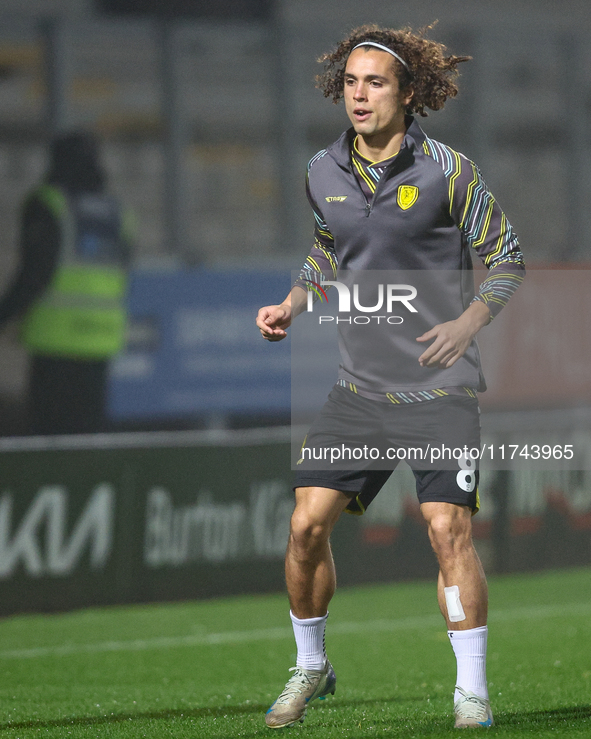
[256,24,524,730]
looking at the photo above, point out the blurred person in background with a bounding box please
[0,130,133,435]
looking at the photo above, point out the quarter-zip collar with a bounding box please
[325,115,426,172]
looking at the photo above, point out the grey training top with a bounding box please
[296,117,525,394]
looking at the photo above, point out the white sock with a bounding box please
[290,611,328,671]
[448,625,488,702]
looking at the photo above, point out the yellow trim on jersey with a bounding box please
[448,150,462,216]
[480,271,525,280]
[317,227,334,241]
[472,199,494,249]
[307,256,321,272]
[493,255,526,267]
[353,136,398,166]
[317,244,338,277]
[460,163,479,229]
[386,393,401,404]
[473,486,480,515]
[343,494,366,516]
[352,154,376,193]
[296,434,308,466]
[485,212,507,265]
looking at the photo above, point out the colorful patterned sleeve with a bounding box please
[293,165,339,297]
[423,138,525,318]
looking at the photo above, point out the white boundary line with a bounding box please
[1,601,589,661]
[2,403,591,453]
[0,426,293,453]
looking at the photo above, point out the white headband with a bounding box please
[351,41,410,72]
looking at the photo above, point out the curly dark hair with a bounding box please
[316,24,471,117]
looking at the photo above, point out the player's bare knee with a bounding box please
[426,513,471,558]
[290,487,346,549]
[289,510,331,553]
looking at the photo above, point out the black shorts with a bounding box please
[293,386,481,515]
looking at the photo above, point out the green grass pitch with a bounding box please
[0,567,590,738]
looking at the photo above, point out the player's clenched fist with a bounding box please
[256,303,292,341]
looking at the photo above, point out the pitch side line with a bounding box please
[0,426,294,453]
[1,602,590,661]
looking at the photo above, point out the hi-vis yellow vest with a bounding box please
[21,185,129,359]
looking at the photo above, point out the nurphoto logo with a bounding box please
[305,279,418,324]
